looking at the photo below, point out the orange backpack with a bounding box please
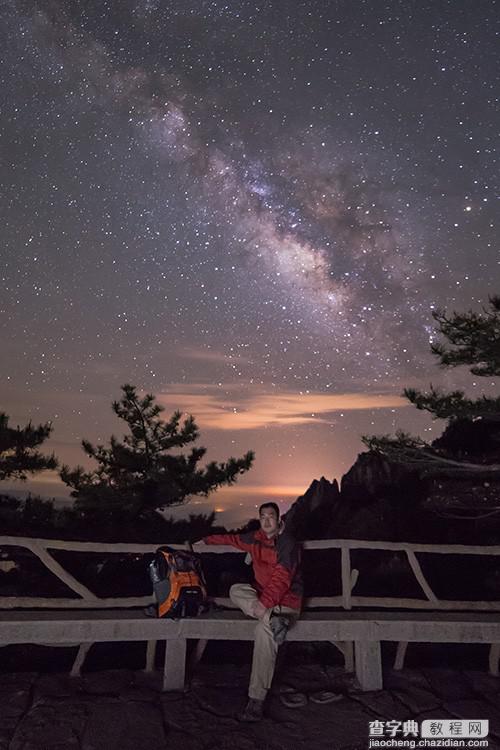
[149,546,207,618]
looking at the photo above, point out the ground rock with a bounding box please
[444,698,500,740]
[81,669,135,695]
[167,729,204,750]
[82,701,166,750]
[350,690,412,721]
[118,684,158,703]
[273,698,372,750]
[422,668,472,701]
[33,673,82,702]
[192,684,244,717]
[385,668,435,691]
[160,692,238,735]
[205,730,283,750]
[463,670,500,695]
[10,703,86,750]
[191,662,249,690]
[0,673,36,731]
[133,670,164,693]
[385,670,442,714]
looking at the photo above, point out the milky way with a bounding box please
[1,0,498,522]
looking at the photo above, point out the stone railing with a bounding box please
[1,535,499,612]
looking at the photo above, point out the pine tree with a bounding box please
[60,384,255,519]
[363,296,500,477]
[0,412,57,481]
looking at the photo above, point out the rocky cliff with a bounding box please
[286,450,500,544]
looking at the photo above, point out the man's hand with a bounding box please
[252,599,267,620]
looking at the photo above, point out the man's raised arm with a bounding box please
[194,532,254,551]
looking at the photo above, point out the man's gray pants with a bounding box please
[229,583,300,701]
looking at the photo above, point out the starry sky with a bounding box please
[1,0,498,526]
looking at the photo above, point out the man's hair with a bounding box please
[259,501,280,518]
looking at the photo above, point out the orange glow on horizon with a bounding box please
[215,484,308,498]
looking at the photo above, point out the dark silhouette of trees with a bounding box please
[0,412,62,537]
[60,384,254,521]
[0,412,57,481]
[364,296,500,478]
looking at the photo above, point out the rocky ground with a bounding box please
[0,658,499,750]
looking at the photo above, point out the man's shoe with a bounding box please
[270,614,291,645]
[237,698,264,722]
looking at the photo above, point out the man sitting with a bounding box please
[200,502,302,721]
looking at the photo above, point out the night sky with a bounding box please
[1,0,498,526]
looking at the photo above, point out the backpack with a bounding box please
[148,546,207,618]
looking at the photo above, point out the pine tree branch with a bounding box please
[431,507,500,521]
[0,413,58,481]
[404,386,500,420]
[431,295,500,376]
[362,433,500,476]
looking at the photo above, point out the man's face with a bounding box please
[259,507,279,538]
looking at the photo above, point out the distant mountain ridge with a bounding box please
[284,450,500,545]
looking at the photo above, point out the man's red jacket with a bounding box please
[202,528,303,611]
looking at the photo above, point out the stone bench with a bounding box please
[1,608,499,693]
